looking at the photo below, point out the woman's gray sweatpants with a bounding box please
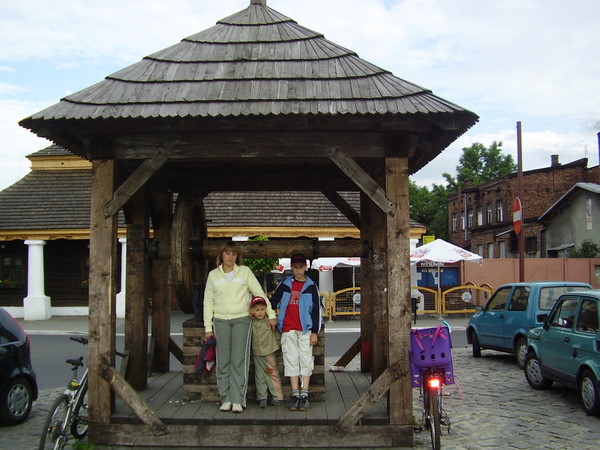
[213,316,252,406]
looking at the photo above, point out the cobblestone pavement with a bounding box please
[3,347,599,449]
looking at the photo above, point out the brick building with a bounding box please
[447,155,599,258]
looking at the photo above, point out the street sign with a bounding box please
[513,197,522,235]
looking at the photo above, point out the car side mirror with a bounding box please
[475,305,483,312]
[537,313,548,323]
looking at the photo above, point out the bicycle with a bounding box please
[39,337,126,450]
[410,323,453,450]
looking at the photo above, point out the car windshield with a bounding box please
[539,286,590,310]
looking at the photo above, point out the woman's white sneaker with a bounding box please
[219,401,232,412]
[232,403,243,413]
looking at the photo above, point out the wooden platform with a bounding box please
[90,368,413,448]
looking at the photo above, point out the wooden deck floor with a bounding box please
[112,369,389,425]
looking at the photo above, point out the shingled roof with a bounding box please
[20,0,477,175]
[24,3,473,121]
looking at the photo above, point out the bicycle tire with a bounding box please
[70,383,89,438]
[427,387,441,450]
[39,394,70,450]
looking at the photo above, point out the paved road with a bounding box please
[4,315,599,448]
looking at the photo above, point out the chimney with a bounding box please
[551,155,560,167]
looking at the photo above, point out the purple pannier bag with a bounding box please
[409,325,454,387]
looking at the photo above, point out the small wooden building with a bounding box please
[20,1,477,447]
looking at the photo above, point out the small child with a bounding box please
[249,296,284,408]
[270,253,322,411]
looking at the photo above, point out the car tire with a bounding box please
[580,369,600,416]
[515,336,527,369]
[524,352,553,390]
[471,331,481,358]
[0,376,34,425]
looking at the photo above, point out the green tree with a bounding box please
[569,240,600,258]
[410,141,515,237]
[409,181,450,240]
[443,141,516,188]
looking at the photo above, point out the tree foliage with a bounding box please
[243,236,278,274]
[442,141,516,189]
[568,240,600,258]
[410,141,515,236]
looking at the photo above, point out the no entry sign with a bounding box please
[513,197,522,235]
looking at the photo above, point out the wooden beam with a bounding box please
[168,337,184,364]
[88,159,118,424]
[322,190,361,228]
[385,156,413,428]
[327,148,395,216]
[335,360,407,432]
[99,364,168,436]
[201,238,367,259]
[124,187,149,389]
[359,191,373,372]
[150,191,173,372]
[332,336,361,367]
[104,148,169,218]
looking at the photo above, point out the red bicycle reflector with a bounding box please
[427,377,441,388]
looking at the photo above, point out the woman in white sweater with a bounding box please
[203,241,277,413]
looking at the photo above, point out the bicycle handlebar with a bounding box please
[70,336,127,358]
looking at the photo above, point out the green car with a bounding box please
[525,290,600,416]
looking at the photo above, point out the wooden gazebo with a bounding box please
[20,1,477,447]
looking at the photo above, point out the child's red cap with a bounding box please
[250,296,267,307]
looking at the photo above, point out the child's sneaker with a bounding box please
[258,399,268,408]
[232,403,243,413]
[219,401,232,412]
[298,396,309,411]
[289,396,300,411]
[270,398,281,406]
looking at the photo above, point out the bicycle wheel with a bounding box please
[427,387,441,450]
[39,394,70,450]
[70,384,88,438]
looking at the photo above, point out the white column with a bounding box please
[23,240,51,320]
[116,238,127,319]
[410,238,424,311]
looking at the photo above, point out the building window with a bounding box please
[499,241,506,258]
[0,256,24,288]
[496,200,503,222]
[477,206,483,226]
[477,244,484,256]
[525,237,537,253]
[487,242,494,258]
[486,203,492,224]
[467,209,473,228]
[451,213,457,232]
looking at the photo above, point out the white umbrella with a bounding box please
[410,239,482,316]
[311,257,361,271]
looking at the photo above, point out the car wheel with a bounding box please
[580,369,600,416]
[515,337,527,369]
[471,331,481,358]
[524,352,552,390]
[0,377,34,425]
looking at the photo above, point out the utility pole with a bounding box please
[516,122,525,281]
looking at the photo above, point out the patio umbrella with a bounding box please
[409,239,483,315]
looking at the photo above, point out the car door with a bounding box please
[502,285,531,348]
[477,286,513,349]
[541,295,579,383]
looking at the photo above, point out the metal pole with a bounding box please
[517,122,525,281]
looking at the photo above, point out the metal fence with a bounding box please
[322,284,493,320]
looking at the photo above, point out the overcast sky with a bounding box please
[1,0,598,191]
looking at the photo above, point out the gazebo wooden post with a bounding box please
[370,170,388,381]
[124,187,149,389]
[151,191,173,372]
[88,159,118,423]
[359,191,372,372]
[385,155,412,429]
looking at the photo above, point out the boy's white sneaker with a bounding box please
[219,401,232,412]
[232,403,243,413]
